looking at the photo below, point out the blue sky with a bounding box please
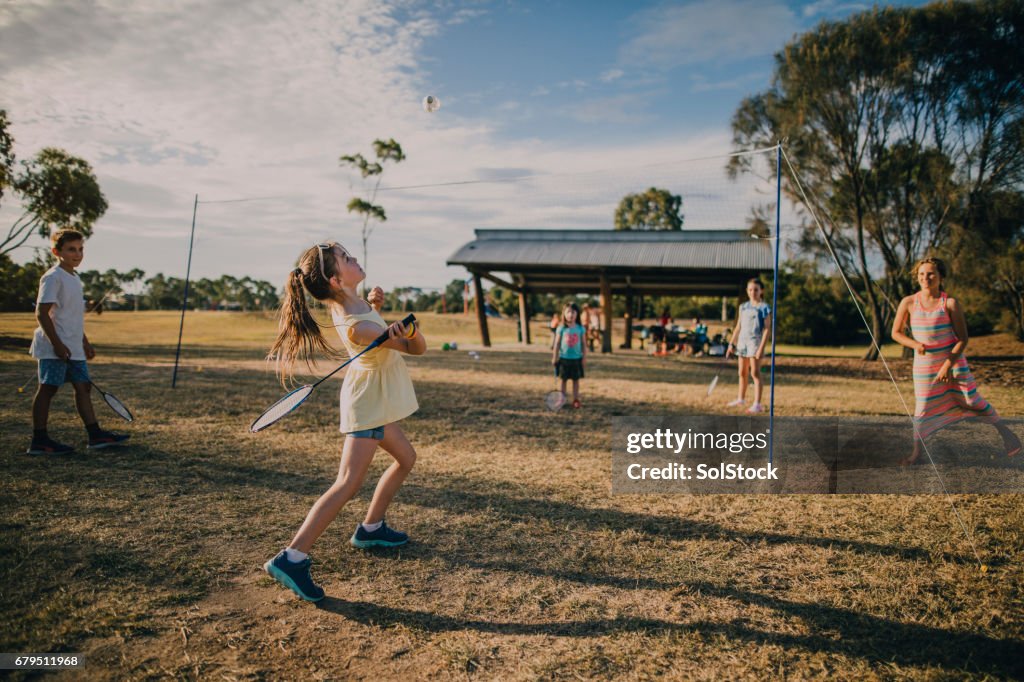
[0,0,923,291]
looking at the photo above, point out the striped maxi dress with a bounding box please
[911,291,999,440]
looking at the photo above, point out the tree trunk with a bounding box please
[1016,293,1024,342]
[863,305,883,361]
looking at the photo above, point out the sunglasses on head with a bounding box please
[316,242,337,280]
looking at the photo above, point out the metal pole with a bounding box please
[172,194,198,388]
[769,145,782,465]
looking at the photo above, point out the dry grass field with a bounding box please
[1,311,1022,680]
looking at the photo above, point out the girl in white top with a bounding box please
[262,242,426,603]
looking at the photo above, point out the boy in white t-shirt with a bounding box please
[27,229,130,454]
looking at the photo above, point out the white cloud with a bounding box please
[0,0,771,291]
[620,0,797,69]
[600,68,625,83]
[560,94,655,125]
[690,71,768,93]
[802,0,870,18]
[447,7,488,25]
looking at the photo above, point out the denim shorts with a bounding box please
[347,426,385,440]
[39,359,90,386]
[735,341,760,358]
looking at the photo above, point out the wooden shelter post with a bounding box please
[518,289,531,345]
[600,271,612,353]
[623,288,634,349]
[473,273,491,347]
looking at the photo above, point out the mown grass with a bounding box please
[0,312,1022,680]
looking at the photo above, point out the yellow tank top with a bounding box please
[331,307,419,432]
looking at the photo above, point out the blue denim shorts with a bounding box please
[39,359,90,386]
[347,426,385,440]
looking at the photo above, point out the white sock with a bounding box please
[361,520,383,532]
[284,547,308,563]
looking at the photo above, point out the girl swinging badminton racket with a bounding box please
[261,242,426,602]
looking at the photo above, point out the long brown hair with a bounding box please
[267,243,343,382]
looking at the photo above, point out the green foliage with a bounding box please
[639,296,725,322]
[15,148,108,233]
[729,0,1024,355]
[488,286,520,317]
[136,273,280,311]
[3,148,108,256]
[372,138,405,164]
[443,279,466,313]
[340,139,405,287]
[992,236,1024,340]
[773,262,865,345]
[0,110,14,205]
[338,153,382,178]
[0,252,44,311]
[346,198,386,221]
[614,187,683,231]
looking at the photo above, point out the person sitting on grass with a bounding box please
[726,278,772,414]
[690,316,709,356]
[27,229,130,455]
[552,302,586,409]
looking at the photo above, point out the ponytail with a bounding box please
[267,249,342,383]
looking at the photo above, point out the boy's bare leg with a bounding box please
[71,382,99,426]
[32,384,60,430]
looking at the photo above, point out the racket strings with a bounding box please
[251,385,314,432]
[545,390,566,411]
[103,392,134,422]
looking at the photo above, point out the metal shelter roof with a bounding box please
[447,229,772,296]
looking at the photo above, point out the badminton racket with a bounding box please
[66,360,133,421]
[544,361,565,411]
[92,378,134,422]
[706,349,731,398]
[250,313,415,432]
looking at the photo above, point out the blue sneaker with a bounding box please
[26,436,75,455]
[87,430,130,450]
[263,550,325,602]
[350,520,409,548]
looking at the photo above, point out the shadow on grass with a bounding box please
[0,353,990,568]
[1,435,971,568]
[397,475,972,565]
[316,588,1022,677]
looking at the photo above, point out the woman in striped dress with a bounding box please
[891,257,1021,465]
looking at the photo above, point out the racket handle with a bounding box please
[370,313,417,348]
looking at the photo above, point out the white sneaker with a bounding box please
[746,403,765,413]
[726,398,745,407]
